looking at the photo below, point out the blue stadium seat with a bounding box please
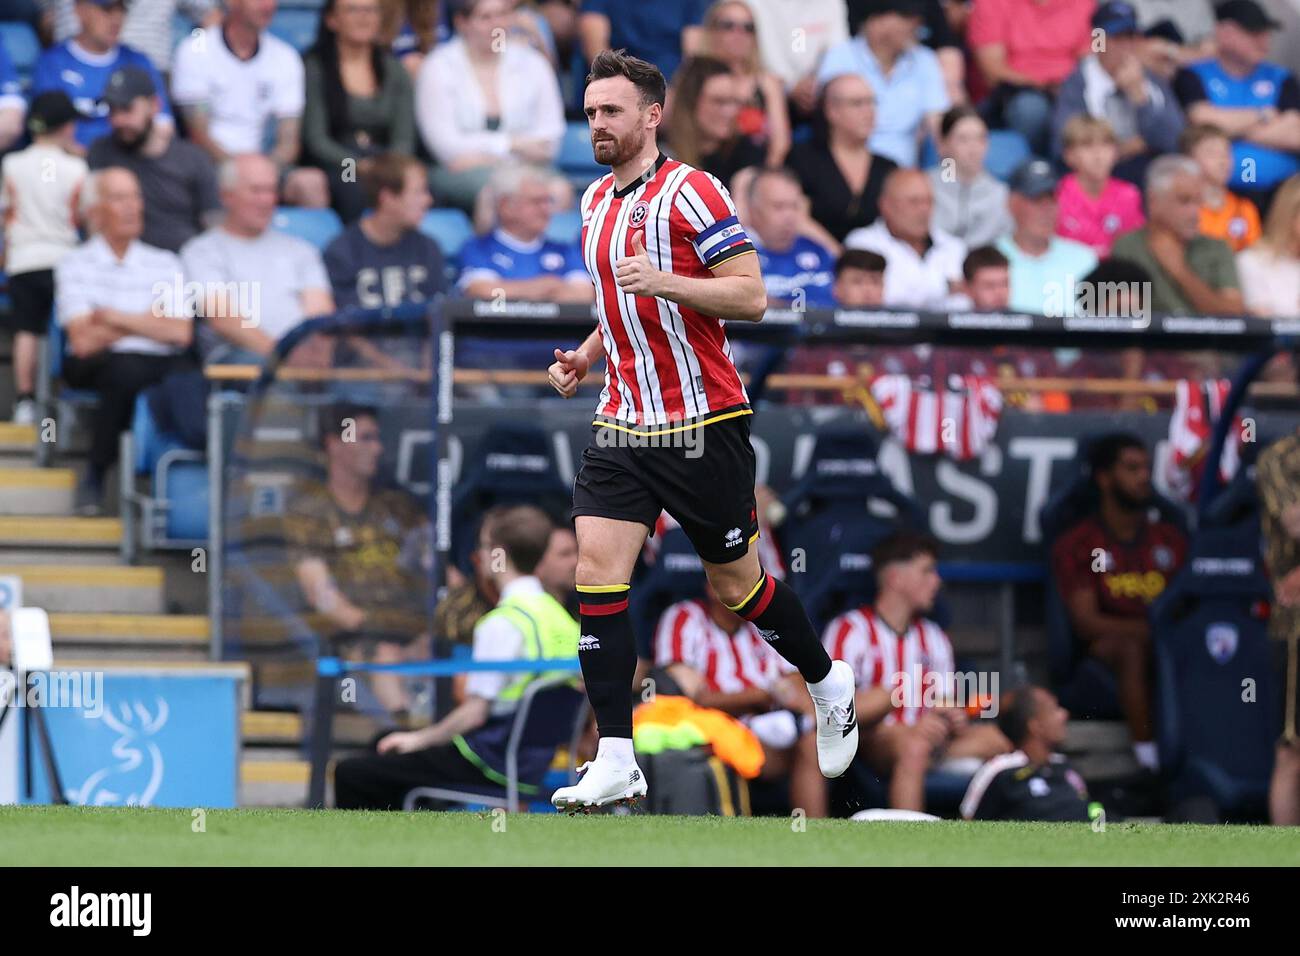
[123,393,209,551]
[985,129,1033,182]
[920,129,1032,182]
[545,206,582,245]
[0,21,40,83]
[1038,434,1188,719]
[778,427,928,630]
[267,6,319,51]
[271,206,343,250]
[1152,517,1274,819]
[557,120,605,189]
[418,208,474,260]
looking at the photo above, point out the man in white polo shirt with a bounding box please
[55,166,195,513]
[843,168,966,311]
[170,0,327,207]
[179,153,334,363]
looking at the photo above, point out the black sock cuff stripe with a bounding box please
[575,584,631,606]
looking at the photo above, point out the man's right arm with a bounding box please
[1063,587,1149,643]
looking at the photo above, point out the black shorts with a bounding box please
[6,269,53,335]
[1274,637,1300,745]
[571,408,759,565]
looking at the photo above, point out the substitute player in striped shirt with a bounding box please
[795,532,1009,816]
[548,50,858,811]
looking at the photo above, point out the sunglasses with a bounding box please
[712,19,756,33]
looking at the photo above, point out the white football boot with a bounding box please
[811,659,859,778]
[551,757,647,813]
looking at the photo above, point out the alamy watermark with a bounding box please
[0,669,104,718]
[888,667,1000,717]
[595,422,705,458]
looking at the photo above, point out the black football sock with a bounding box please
[727,572,833,685]
[576,583,638,739]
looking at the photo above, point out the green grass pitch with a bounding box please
[4,805,1299,865]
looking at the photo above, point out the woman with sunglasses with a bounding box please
[700,0,791,166]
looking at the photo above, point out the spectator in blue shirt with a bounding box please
[0,39,25,155]
[746,167,837,309]
[1173,0,1300,210]
[31,0,173,154]
[457,162,594,304]
[323,152,446,311]
[815,0,949,167]
[579,0,710,89]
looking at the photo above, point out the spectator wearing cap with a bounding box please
[967,0,1095,159]
[1173,0,1300,212]
[87,66,221,253]
[1182,122,1262,253]
[55,167,195,513]
[995,159,1098,315]
[0,92,88,426]
[322,152,447,311]
[1051,1,1184,185]
[303,0,417,223]
[0,36,25,154]
[1129,0,1217,63]
[746,168,838,308]
[816,0,950,168]
[1236,173,1300,319]
[785,73,898,243]
[456,163,593,304]
[927,106,1013,249]
[31,0,174,154]
[845,168,967,310]
[1111,154,1243,314]
[832,248,887,306]
[171,0,330,209]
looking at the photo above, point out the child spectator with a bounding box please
[0,92,88,425]
[927,106,1012,249]
[1056,115,1145,257]
[1182,123,1262,254]
[832,249,886,307]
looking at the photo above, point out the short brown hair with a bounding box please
[962,244,1009,282]
[361,152,422,209]
[1061,114,1117,150]
[1179,122,1230,156]
[871,530,940,578]
[587,48,667,108]
[480,505,554,575]
[834,248,886,278]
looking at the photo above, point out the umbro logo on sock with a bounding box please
[842,700,857,738]
[578,635,601,651]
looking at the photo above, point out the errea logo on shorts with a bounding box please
[724,527,743,548]
[578,634,601,651]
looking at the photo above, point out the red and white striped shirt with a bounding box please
[580,152,755,428]
[654,599,795,694]
[823,606,955,726]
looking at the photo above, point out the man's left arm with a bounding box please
[378,696,491,753]
[619,236,767,322]
[1243,76,1300,152]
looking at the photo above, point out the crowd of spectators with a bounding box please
[0,0,1297,510]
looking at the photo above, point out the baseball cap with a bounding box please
[102,65,157,109]
[27,91,85,136]
[1092,1,1139,36]
[1008,159,1060,199]
[1215,0,1281,33]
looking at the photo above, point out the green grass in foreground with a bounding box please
[2,805,1298,866]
